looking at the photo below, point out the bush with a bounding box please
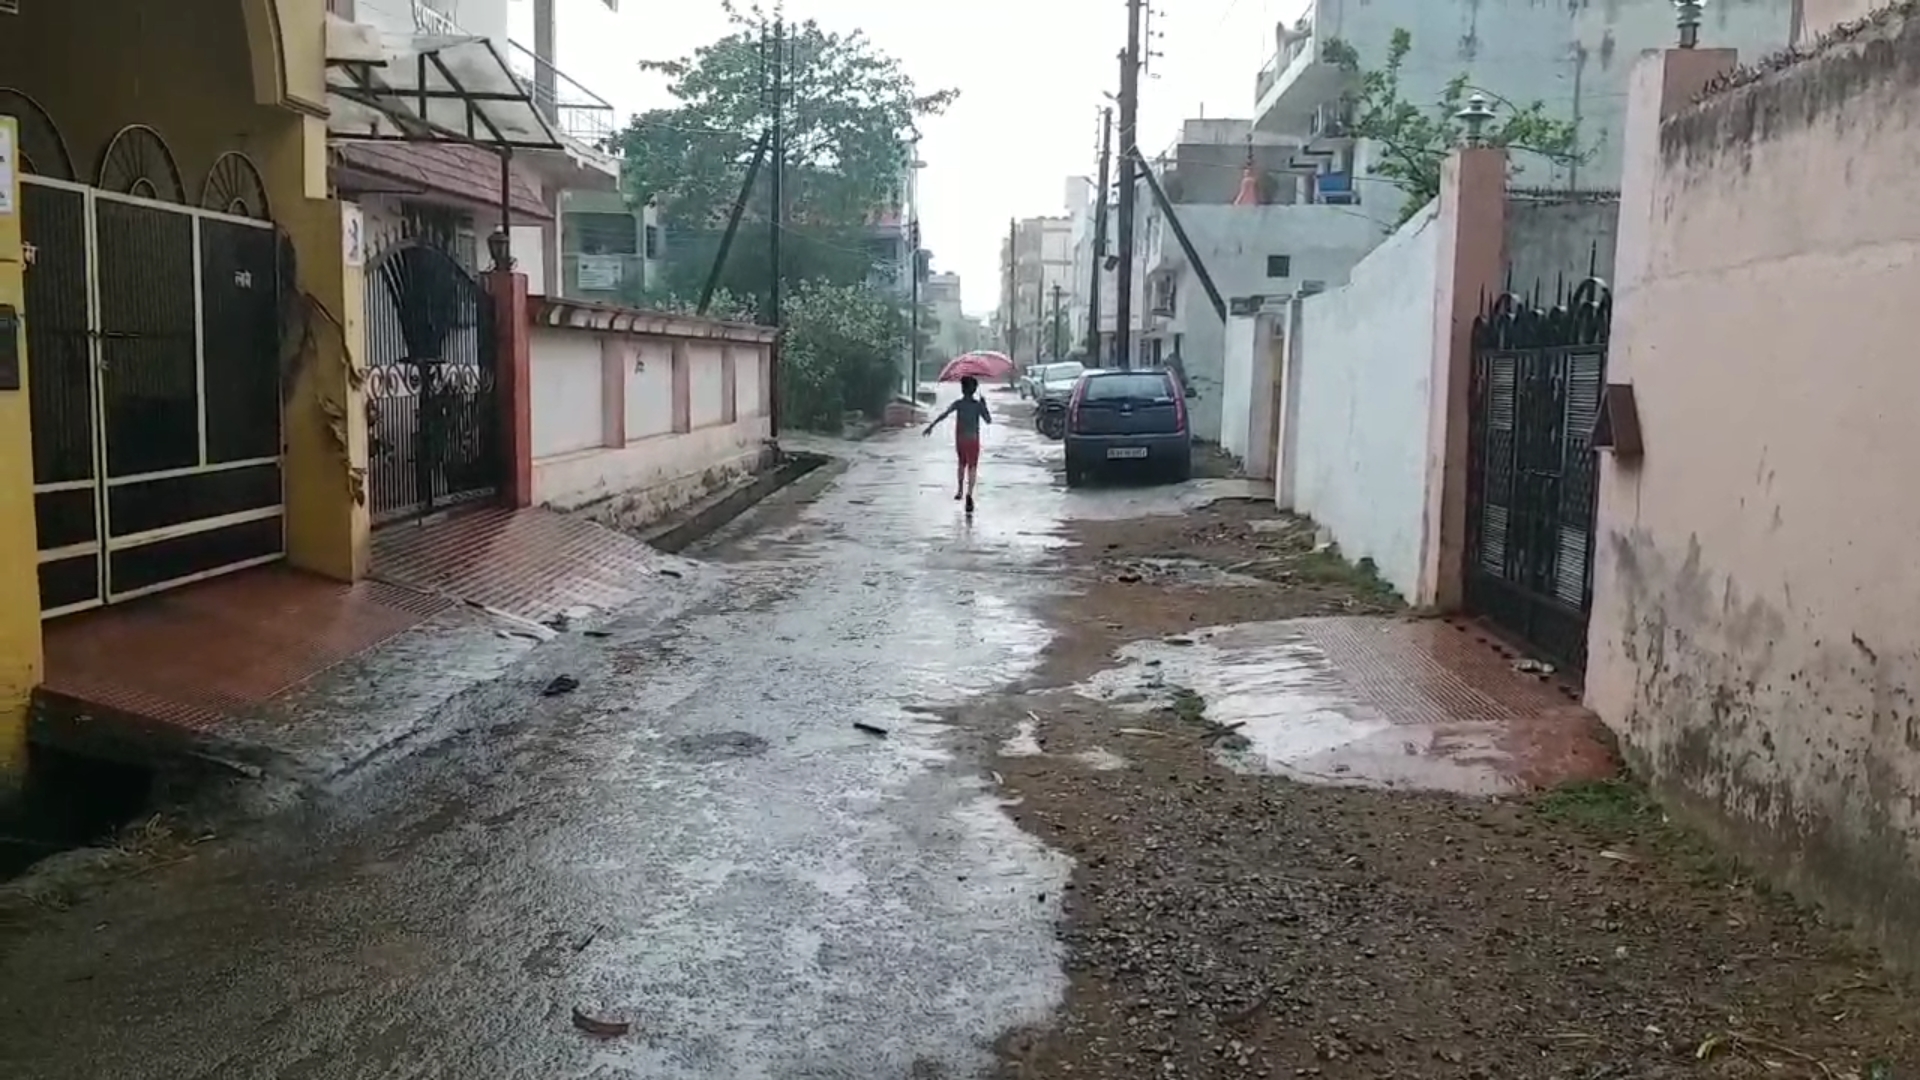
[778,281,907,431]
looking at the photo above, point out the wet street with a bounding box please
[3,396,1917,1079]
[0,401,1142,1079]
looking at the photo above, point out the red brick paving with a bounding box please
[1290,616,1617,792]
[371,505,667,626]
[40,567,452,733]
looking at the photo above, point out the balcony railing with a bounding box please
[1255,32,1316,103]
[507,40,619,150]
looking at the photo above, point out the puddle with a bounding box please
[1107,557,1267,588]
[1000,717,1043,757]
[1070,747,1129,771]
[1076,623,1529,795]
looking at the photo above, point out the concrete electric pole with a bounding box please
[1114,3,1143,371]
[1050,284,1065,362]
[1004,218,1017,367]
[1087,106,1110,361]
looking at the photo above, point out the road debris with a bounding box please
[570,1007,631,1038]
[541,675,581,697]
[852,721,889,737]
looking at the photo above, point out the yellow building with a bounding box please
[0,0,369,788]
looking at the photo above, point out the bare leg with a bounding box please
[965,464,978,500]
[955,460,965,499]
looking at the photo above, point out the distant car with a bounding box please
[1063,367,1192,487]
[1036,361,1082,399]
[1022,361,1083,400]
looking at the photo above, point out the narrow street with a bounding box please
[0,396,1914,1079]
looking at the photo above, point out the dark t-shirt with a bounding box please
[943,396,992,439]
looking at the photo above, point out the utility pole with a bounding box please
[908,219,921,394]
[1034,285,1044,364]
[1004,217,1017,367]
[1050,284,1065,362]
[767,16,786,433]
[1114,5,1143,371]
[1087,106,1111,362]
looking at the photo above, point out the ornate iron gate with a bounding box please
[1463,278,1610,675]
[23,176,285,616]
[364,241,499,523]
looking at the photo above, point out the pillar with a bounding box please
[1418,145,1509,611]
[1586,46,1738,724]
[258,113,371,581]
[0,116,44,787]
[488,270,532,508]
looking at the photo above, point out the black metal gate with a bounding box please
[1463,277,1610,675]
[364,241,500,523]
[24,177,285,616]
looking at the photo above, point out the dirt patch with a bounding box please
[981,501,1917,1079]
[1038,500,1403,691]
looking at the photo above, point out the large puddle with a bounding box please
[1075,622,1536,795]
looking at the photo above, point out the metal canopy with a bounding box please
[326,28,565,151]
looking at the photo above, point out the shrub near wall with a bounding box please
[780,281,908,432]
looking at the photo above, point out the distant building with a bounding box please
[998,215,1074,369]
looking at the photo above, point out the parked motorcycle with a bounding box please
[1035,397,1068,440]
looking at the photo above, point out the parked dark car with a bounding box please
[1062,367,1191,487]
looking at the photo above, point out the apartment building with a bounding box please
[998,214,1075,369]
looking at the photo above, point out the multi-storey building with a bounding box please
[998,214,1074,369]
[1252,0,1800,218]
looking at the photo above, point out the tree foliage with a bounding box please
[1322,28,1585,223]
[620,1,956,308]
[618,4,952,430]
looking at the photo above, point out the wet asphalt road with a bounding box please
[0,399,1201,1080]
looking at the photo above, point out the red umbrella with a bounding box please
[938,351,1015,381]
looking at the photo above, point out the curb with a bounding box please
[644,449,831,554]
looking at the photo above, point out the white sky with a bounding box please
[541,0,1309,314]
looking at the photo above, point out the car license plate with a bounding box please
[1106,447,1149,459]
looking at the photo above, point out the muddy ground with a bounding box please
[974,498,1914,1080]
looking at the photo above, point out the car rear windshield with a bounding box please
[1083,373,1173,401]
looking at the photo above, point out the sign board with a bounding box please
[342,203,364,268]
[0,120,15,216]
[576,254,624,291]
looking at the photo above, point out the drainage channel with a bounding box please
[0,745,156,882]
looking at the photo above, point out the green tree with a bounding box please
[1322,29,1584,223]
[780,281,909,430]
[620,2,957,311]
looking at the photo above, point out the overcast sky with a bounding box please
[534,0,1308,314]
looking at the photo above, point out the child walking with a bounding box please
[924,374,992,513]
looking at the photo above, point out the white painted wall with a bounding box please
[1144,203,1383,443]
[529,327,771,517]
[1289,202,1441,597]
[626,339,675,440]
[530,331,602,459]
[1220,315,1257,462]
[688,343,727,428]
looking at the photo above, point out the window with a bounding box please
[1085,372,1175,401]
[643,224,660,259]
[1266,254,1292,278]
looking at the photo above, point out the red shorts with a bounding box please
[955,438,981,467]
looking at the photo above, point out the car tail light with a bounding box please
[1170,376,1187,431]
[1068,379,1090,431]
